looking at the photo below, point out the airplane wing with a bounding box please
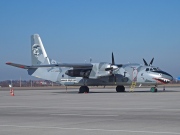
[6,62,93,69]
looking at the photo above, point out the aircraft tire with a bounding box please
[116,85,125,92]
[79,86,89,93]
[85,86,89,93]
[154,88,157,92]
[150,87,158,92]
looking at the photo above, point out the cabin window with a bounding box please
[146,68,149,71]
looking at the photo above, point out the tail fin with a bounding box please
[31,34,50,65]
[29,34,60,82]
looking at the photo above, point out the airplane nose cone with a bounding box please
[162,72,173,82]
[168,74,173,81]
[153,71,173,83]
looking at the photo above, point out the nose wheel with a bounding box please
[116,85,125,92]
[79,86,89,93]
[150,85,158,92]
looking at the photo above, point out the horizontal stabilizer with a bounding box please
[6,62,32,69]
[6,62,93,69]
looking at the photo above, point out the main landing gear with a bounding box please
[79,85,126,93]
[79,86,89,93]
[116,85,125,92]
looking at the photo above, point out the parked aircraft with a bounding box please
[6,34,173,93]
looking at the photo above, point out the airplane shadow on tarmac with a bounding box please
[50,89,180,94]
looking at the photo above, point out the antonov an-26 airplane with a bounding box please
[6,34,173,93]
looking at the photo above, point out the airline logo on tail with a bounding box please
[32,44,42,58]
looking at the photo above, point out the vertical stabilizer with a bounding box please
[31,34,50,65]
[29,34,60,82]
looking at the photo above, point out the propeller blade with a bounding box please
[114,74,116,84]
[112,52,115,65]
[143,58,148,66]
[149,58,154,66]
[105,67,113,71]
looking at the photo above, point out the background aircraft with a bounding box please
[6,34,173,93]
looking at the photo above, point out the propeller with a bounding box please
[105,52,119,83]
[149,58,154,66]
[143,58,154,66]
[105,52,118,71]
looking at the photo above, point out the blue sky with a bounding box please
[0,0,180,80]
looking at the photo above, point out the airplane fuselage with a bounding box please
[44,62,172,87]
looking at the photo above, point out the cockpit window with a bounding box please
[146,67,161,72]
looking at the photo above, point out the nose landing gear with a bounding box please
[150,85,158,92]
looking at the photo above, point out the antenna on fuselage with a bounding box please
[90,57,92,63]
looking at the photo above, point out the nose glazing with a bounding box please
[162,72,173,81]
[167,74,173,81]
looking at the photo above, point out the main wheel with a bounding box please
[79,86,89,93]
[150,87,158,92]
[116,85,125,92]
[85,86,89,93]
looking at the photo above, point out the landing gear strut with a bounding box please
[116,85,125,92]
[79,86,89,93]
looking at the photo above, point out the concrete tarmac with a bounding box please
[0,87,180,135]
